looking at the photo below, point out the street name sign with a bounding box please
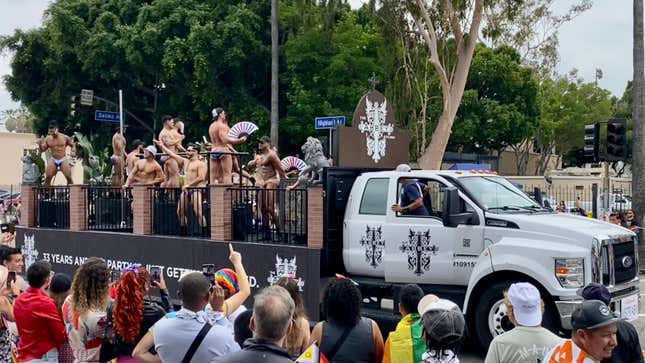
[315,116,346,130]
[95,110,120,123]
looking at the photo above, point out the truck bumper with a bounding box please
[555,279,640,330]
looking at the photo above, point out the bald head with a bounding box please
[252,286,295,341]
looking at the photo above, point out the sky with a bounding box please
[0,0,635,116]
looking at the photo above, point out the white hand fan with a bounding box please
[228,121,259,139]
[281,156,307,171]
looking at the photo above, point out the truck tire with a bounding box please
[471,280,560,350]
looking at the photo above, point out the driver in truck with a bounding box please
[391,164,429,216]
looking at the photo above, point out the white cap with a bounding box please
[211,108,218,118]
[418,297,458,316]
[508,282,542,326]
[396,163,412,172]
[144,145,157,155]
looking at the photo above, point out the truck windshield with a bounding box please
[459,176,542,211]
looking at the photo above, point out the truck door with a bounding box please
[343,177,389,278]
[383,177,483,285]
[450,196,485,285]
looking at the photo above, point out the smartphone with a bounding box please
[110,270,121,284]
[202,264,215,279]
[150,266,161,282]
[7,272,16,289]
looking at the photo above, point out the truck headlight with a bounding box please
[555,258,584,288]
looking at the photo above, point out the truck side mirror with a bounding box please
[442,187,475,227]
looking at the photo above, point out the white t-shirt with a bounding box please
[484,326,562,363]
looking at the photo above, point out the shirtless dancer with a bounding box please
[154,140,207,228]
[208,108,247,184]
[124,146,165,187]
[37,122,75,186]
[158,115,184,187]
[126,140,145,177]
[111,127,126,187]
[248,136,286,239]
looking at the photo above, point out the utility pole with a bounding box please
[270,0,279,146]
[633,0,645,229]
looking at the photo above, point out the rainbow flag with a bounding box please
[296,342,330,363]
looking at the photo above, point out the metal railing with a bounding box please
[523,183,634,217]
[86,186,133,232]
[229,187,307,245]
[36,187,69,229]
[150,187,210,238]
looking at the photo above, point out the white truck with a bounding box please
[321,168,639,349]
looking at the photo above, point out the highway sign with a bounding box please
[95,110,120,123]
[80,89,94,106]
[315,116,346,130]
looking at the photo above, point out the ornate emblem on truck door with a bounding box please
[399,229,438,276]
[359,226,385,268]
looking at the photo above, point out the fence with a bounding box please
[521,183,633,217]
[86,186,133,232]
[229,187,307,245]
[150,187,210,238]
[36,187,69,229]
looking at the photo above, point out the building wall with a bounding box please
[497,149,560,176]
[0,132,83,188]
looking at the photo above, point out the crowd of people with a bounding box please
[0,237,635,363]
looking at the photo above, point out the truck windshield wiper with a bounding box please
[487,206,522,212]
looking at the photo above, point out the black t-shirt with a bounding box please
[602,320,644,363]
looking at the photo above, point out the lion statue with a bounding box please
[22,153,41,184]
[298,137,329,186]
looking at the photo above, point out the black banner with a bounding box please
[15,228,321,318]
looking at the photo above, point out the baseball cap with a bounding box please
[144,145,157,155]
[396,164,412,172]
[577,283,611,305]
[571,299,618,330]
[49,273,72,294]
[508,282,542,326]
[419,298,465,349]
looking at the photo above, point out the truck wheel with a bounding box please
[471,280,515,349]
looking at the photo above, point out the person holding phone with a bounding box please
[100,264,168,362]
[204,244,251,320]
[0,265,17,363]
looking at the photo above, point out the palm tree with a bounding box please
[633,0,645,228]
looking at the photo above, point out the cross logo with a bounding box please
[267,254,305,291]
[358,96,394,163]
[359,225,385,268]
[399,229,438,276]
[21,234,39,270]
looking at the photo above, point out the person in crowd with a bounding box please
[132,272,239,362]
[125,140,145,177]
[153,140,207,229]
[208,107,247,184]
[37,121,75,186]
[211,285,295,363]
[1,247,25,291]
[233,310,253,349]
[418,298,465,363]
[274,277,310,358]
[608,212,624,226]
[382,284,428,363]
[309,276,384,363]
[111,127,127,187]
[202,245,251,320]
[124,146,165,188]
[391,164,429,216]
[0,224,15,247]
[0,265,16,363]
[210,268,247,322]
[62,257,111,362]
[543,299,618,363]
[13,261,66,362]
[247,136,286,240]
[578,282,643,363]
[101,265,167,362]
[556,200,567,213]
[158,115,183,188]
[624,209,640,232]
[47,273,74,363]
[484,282,561,363]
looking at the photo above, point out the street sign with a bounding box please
[315,116,346,130]
[80,89,94,106]
[95,110,120,123]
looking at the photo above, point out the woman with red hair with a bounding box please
[100,265,167,362]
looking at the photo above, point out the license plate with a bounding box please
[620,294,639,322]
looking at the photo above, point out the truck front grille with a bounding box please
[613,241,638,284]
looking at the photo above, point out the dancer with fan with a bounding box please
[247,136,286,240]
[158,115,185,188]
[208,108,250,184]
[153,140,208,230]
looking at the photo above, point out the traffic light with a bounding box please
[606,118,627,161]
[69,96,77,117]
[583,123,599,163]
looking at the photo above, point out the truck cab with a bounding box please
[333,169,639,348]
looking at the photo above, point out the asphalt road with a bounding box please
[459,275,645,362]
